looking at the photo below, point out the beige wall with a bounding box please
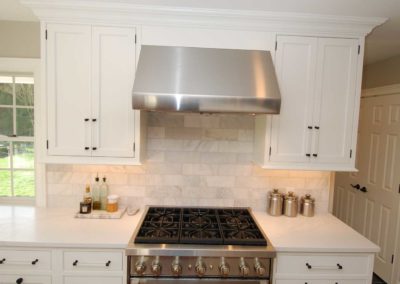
[362,54,400,89]
[0,20,40,58]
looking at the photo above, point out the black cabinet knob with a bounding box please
[306,154,311,157]
[31,259,39,265]
[92,118,97,122]
[0,258,5,264]
[312,154,318,157]
[16,278,23,284]
[350,184,360,190]
[337,263,343,270]
[314,126,320,130]
[306,263,312,269]
[360,187,368,193]
[307,126,312,129]
[92,147,97,151]
[105,260,111,267]
[84,118,89,122]
[84,147,90,150]
[73,260,78,266]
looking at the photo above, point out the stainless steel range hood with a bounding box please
[132,45,281,114]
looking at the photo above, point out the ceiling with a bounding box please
[1,0,399,65]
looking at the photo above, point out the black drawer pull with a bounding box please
[307,126,312,129]
[31,259,39,265]
[306,263,312,269]
[314,126,320,129]
[84,118,89,122]
[92,118,97,122]
[92,147,97,151]
[312,154,318,157]
[73,260,78,266]
[16,278,23,284]
[337,263,343,270]
[105,260,111,267]
[84,147,90,150]
[351,184,360,189]
[306,154,311,157]
[0,258,5,264]
[360,187,368,193]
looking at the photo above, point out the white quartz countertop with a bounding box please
[0,206,379,253]
[252,211,380,253]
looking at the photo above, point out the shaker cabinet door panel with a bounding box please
[91,26,136,158]
[46,24,92,156]
[312,38,359,164]
[269,36,317,163]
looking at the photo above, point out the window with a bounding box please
[0,75,35,198]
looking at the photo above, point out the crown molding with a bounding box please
[21,0,386,37]
[362,84,400,97]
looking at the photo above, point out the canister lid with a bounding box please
[284,191,298,200]
[269,189,282,197]
[302,194,315,203]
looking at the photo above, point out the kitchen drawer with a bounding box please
[276,253,369,275]
[0,249,51,271]
[1,275,51,284]
[63,250,123,271]
[63,276,123,284]
[275,280,366,284]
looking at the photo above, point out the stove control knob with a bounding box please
[151,262,162,276]
[134,259,146,275]
[195,258,207,277]
[218,257,230,277]
[239,259,250,277]
[171,258,182,277]
[254,258,266,277]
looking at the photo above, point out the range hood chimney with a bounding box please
[132,45,281,114]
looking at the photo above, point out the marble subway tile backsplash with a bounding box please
[46,113,331,213]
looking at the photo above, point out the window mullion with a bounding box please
[12,76,17,136]
[9,141,14,197]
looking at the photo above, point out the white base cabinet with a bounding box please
[273,252,374,284]
[0,248,126,284]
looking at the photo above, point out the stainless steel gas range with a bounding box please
[126,206,276,283]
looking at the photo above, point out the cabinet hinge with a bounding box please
[391,254,394,264]
[275,41,277,51]
[358,45,360,54]
[46,140,49,149]
[133,142,136,152]
[134,34,137,44]
[45,29,48,40]
[350,149,353,158]
[269,146,272,156]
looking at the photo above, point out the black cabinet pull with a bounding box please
[73,260,78,266]
[31,259,39,265]
[16,278,23,284]
[360,187,368,193]
[312,154,318,157]
[314,126,320,129]
[92,147,97,151]
[105,260,111,267]
[306,154,311,157]
[84,118,89,122]
[306,263,312,269]
[0,258,5,264]
[92,118,97,122]
[307,126,312,129]
[337,263,343,270]
[84,147,90,150]
[350,184,360,190]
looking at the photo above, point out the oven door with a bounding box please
[130,279,269,284]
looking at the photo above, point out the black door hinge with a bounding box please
[46,140,49,149]
[269,146,272,156]
[350,149,353,158]
[133,142,136,152]
[45,29,48,40]
[275,41,277,51]
[391,254,394,264]
[134,34,137,44]
[358,45,360,54]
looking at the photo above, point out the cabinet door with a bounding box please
[1,275,51,284]
[63,276,123,284]
[269,36,317,163]
[46,24,92,156]
[312,38,359,164]
[91,27,136,157]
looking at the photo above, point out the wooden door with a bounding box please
[46,24,92,156]
[91,26,136,158]
[312,38,359,165]
[334,94,400,283]
[269,36,317,163]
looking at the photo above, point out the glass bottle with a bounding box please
[83,184,92,212]
[92,175,101,210]
[100,177,109,210]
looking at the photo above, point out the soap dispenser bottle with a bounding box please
[100,177,109,210]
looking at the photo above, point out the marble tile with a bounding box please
[204,129,238,140]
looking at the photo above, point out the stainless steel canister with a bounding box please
[267,189,283,216]
[300,194,315,217]
[283,191,298,217]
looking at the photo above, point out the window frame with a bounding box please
[0,58,43,206]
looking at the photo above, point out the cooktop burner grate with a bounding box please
[135,207,267,246]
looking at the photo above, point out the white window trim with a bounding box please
[0,57,45,207]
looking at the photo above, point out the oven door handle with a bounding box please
[130,279,269,284]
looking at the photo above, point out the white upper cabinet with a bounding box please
[46,24,92,156]
[91,27,136,158]
[255,35,361,171]
[45,24,144,165]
